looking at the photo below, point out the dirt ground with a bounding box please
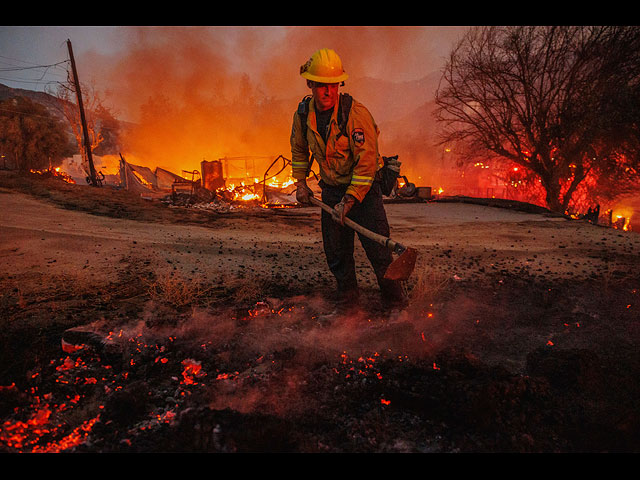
[1,170,639,453]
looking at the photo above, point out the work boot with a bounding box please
[334,287,360,314]
[380,280,408,311]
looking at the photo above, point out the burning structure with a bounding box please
[54,150,438,211]
[54,153,301,208]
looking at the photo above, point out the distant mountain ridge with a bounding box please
[0,83,69,122]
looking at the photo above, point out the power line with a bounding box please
[0,53,71,91]
[0,60,68,72]
[0,77,64,88]
[0,53,68,67]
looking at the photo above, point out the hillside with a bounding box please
[0,82,69,121]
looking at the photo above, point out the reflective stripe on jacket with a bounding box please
[290,95,383,203]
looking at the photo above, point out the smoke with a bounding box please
[89,263,479,417]
[130,292,435,415]
[80,26,468,180]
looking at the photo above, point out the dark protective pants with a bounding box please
[320,180,405,305]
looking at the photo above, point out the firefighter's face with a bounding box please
[309,81,339,111]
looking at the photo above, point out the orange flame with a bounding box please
[29,167,76,184]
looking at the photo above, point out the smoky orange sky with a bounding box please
[80,26,469,179]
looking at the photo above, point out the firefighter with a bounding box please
[290,48,405,310]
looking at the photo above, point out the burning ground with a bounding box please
[1,171,640,453]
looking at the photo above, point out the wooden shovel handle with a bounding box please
[309,197,407,255]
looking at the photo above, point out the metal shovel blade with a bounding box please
[384,247,418,281]
[308,197,417,281]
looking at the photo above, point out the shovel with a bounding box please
[309,197,418,281]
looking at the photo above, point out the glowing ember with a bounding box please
[0,330,212,452]
[181,359,205,385]
[31,416,100,453]
[335,351,387,380]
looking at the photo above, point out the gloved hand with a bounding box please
[295,180,314,205]
[332,194,357,226]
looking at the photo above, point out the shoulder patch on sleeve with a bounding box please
[352,128,365,146]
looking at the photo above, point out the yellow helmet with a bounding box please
[299,48,349,84]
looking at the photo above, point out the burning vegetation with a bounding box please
[29,167,76,185]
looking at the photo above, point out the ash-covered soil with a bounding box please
[1,171,639,453]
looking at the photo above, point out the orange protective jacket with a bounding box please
[290,95,383,203]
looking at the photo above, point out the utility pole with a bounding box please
[66,39,98,187]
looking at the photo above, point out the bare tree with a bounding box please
[48,80,119,175]
[434,26,640,213]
